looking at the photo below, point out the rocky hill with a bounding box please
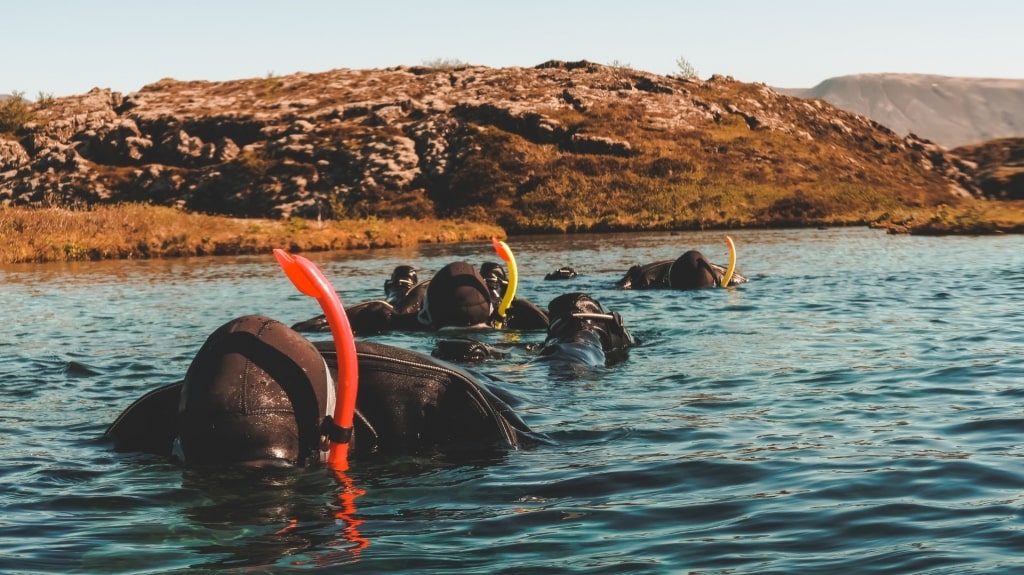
[779,74,1024,149]
[951,137,1024,200]
[0,62,987,233]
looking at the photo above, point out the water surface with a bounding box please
[2,228,1023,574]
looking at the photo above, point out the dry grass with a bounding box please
[423,80,971,234]
[444,122,946,233]
[887,201,1024,235]
[0,204,504,264]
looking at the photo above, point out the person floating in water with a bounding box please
[537,292,635,367]
[104,253,630,469]
[432,292,636,370]
[105,313,548,467]
[618,237,747,290]
[294,261,549,334]
[544,266,578,280]
[382,264,421,306]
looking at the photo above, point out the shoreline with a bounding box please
[3,202,1023,265]
[0,205,504,265]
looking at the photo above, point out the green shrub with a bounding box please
[421,58,469,70]
[672,56,699,79]
[0,91,35,133]
[35,91,56,108]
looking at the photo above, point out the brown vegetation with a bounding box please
[3,62,1023,262]
[0,92,35,134]
[873,201,1024,235]
[950,137,1024,201]
[0,204,503,264]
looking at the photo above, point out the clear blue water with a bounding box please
[3,227,1024,574]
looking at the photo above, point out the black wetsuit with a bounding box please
[105,315,548,467]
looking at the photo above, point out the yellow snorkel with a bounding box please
[720,236,737,288]
[491,237,518,329]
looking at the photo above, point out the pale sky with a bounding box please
[6,0,1023,98]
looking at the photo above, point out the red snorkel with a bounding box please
[273,249,358,471]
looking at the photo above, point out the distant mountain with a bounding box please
[778,74,1024,148]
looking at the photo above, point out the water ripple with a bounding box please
[3,229,1024,573]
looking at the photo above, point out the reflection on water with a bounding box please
[3,228,1024,573]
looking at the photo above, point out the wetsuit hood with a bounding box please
[177,315,335,466]
[668,250,718,290]
[419,262,492,328]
